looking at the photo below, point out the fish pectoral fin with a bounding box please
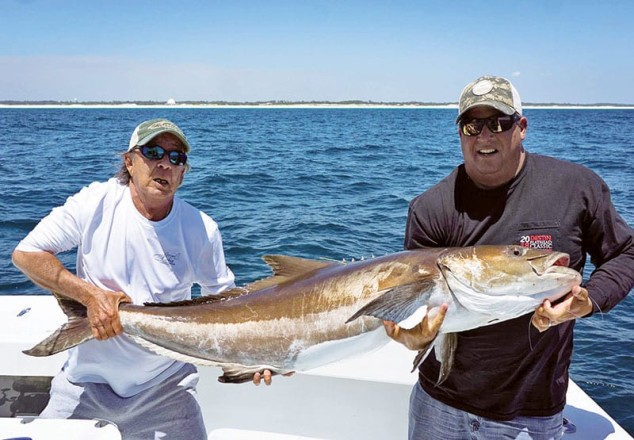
[218,365,287,384]
[345,279,436,324]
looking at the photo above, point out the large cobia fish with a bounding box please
[25,245,581,384]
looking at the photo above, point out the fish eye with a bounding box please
[511,246,525,257]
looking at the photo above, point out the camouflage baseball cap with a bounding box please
[457,76,522,122]
[128,118,191,152]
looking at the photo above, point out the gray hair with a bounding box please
[116,159,132,185]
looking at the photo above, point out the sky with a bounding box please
[1,0,633,104]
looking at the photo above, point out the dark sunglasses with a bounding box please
[135,145,188,166]
[459,113,521,136]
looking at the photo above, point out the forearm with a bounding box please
[12,249,101,306]
[12,249,130,339]
[584,251,634,314]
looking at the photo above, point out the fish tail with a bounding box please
[23,292,93,357]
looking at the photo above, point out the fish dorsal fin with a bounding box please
[345,278,437,324]
[244,255,340,291]
[143,287,248,307]
[263,254,339,277]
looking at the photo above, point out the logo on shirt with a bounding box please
[519,234,553,250]
[154,252,180,267]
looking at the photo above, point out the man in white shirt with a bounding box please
[13,118,235,439]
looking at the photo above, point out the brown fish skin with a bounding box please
[118,250,445,371]
[24,245,581,384]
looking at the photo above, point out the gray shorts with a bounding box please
[41,363,207,440]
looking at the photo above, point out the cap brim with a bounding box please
[456,102,516,123]
[137,129,190,152]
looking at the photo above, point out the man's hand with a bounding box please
[11,249,133,341]
[86,290,132,340]
[252,370,295,386]
[531,286,593,332]
[383,304,448,351]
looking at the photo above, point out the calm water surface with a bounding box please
[0,107,632,435]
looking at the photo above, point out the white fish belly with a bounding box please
[292,325,389,371]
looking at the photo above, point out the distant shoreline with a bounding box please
[1,102,633,110]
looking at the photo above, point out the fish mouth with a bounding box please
[527,251,570,275]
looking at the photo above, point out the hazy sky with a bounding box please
[2,0,633,104]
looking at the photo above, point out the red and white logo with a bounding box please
[519,234,553,250]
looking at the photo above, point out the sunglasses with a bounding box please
[135,145,188,166]
[459,113,521,136]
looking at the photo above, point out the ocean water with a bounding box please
[1,107,633,435]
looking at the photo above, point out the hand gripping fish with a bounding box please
[24,245,581,384]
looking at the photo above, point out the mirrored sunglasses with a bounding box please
[135,145,188,166]
[459,113,521,136]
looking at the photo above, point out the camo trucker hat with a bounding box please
[128,118,191,152]
[457,76,522,122]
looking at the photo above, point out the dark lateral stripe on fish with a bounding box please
[143,287,249,307]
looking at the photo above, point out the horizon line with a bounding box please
[2,99,634,108]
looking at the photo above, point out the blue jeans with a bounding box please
[409,382,564,440]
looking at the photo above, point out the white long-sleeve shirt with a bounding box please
[17,178,235,396]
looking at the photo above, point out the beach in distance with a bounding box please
[2,102,634,110]
[0,107,632,435]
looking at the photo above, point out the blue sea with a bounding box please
[1,107,633,435]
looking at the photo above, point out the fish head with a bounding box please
[438,245,582,317]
